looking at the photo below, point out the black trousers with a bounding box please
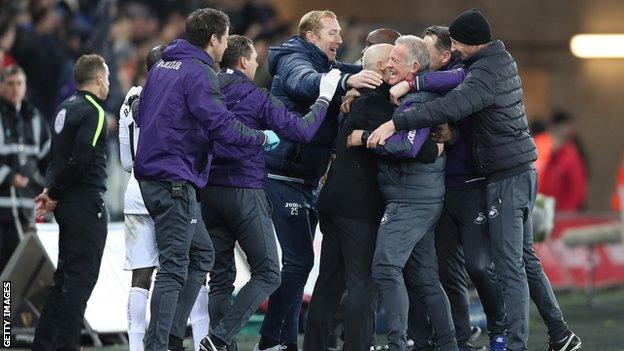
[303,213,378,351]
[487,170,569,350]
[202,186,281,347]
[435,185,507,345]
[32,194,108,351]
[372,202,456,351]
[139,180,214,351]
[260,179,317,345]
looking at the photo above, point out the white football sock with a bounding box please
[190,285,210,351]
[127,287,149,351]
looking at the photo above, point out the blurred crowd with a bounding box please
[2,0,273,116]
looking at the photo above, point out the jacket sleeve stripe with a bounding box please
[84,95,106,147]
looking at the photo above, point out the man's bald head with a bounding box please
[362,28,401,54]
[362,43,393,81]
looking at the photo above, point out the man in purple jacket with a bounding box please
[133,9,270,351]
[198,35,341,351]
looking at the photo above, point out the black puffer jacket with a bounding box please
[392,40,537,179]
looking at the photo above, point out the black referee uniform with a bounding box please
[32,90,108,351]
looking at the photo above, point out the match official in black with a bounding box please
[32,54,110,351]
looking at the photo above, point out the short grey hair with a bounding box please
[395,35,430,72]
[1,65,26,83]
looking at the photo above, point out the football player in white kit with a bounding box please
[118,46,210,351]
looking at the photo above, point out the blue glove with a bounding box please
[263,130,280,151]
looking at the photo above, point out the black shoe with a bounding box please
[199,335,228,351]
[543,332,582,351]
[458,343,487,351]
[168,334,185,351]
[281,343,299,351]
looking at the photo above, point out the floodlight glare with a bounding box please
[570,34,624,58]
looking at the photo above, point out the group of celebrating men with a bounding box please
[32,5,582,351]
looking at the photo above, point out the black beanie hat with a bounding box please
[449,8,491,45]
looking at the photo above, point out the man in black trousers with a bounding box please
[32,54,110,351]
[305,39,442,350]
[303,28,399,351]
[304,43,394,351]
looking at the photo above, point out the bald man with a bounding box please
[306,43,442,351]
[304,44,394,351]
[343,28,401,113]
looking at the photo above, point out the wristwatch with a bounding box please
[361,130,372,145]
